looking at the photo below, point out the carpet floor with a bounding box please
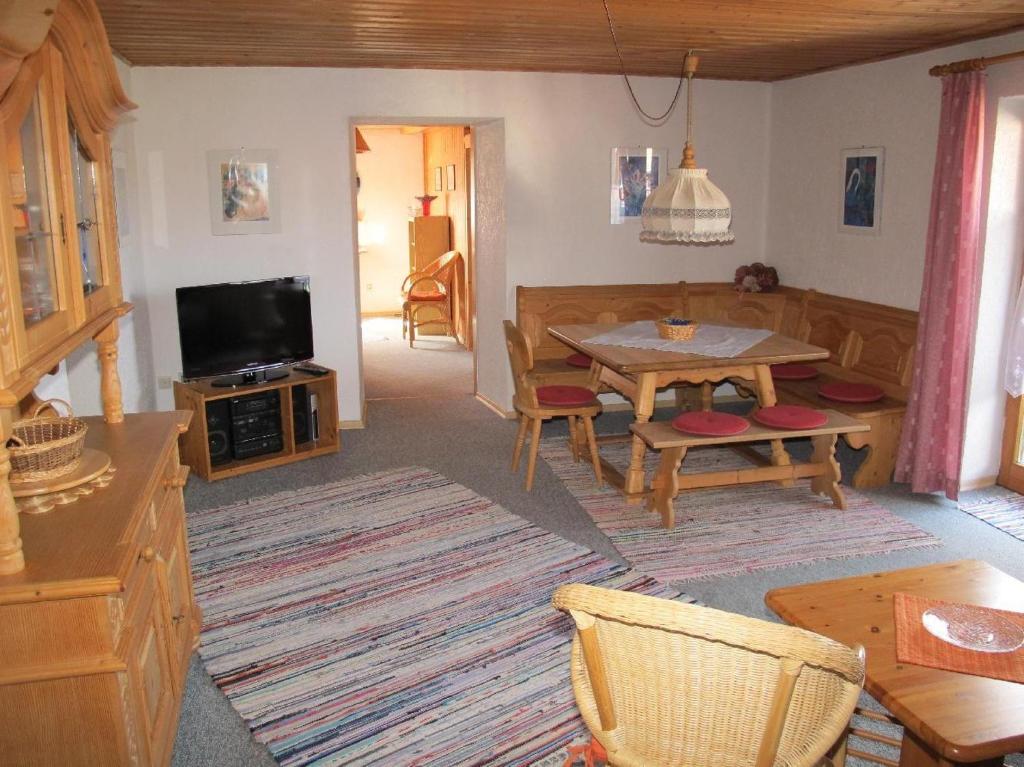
[540,438,940,583]
[188,466,683,766]
[959,490,1024,543]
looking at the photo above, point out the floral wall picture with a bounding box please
[840,147,884,235]
[610,147,667,224]
[207,149,281,235]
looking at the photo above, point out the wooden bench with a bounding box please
[516,282,918,490]
[632,411,870,529]
[773,289,917,489]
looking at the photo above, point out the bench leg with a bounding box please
[567,415,580,462]
[648,446,686,529]
[811,433,846,509]
[845,414,901,489]
[511,414,529,471]
[753,364,794,488]
[674,385,702,412]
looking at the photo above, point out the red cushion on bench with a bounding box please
[770,363,819,380]
[536,385,597,407]
[753,405,828,430]
[671,411,750,437]
[818,381,885,403]
[565,352,593,369]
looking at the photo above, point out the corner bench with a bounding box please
[632,411,870,529]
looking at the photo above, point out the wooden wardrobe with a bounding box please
[0,1,200,764]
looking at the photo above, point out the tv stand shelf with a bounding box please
[173,366,340,481]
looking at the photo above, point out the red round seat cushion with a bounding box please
[565,352,593,369]
[409,289,445,302]
[536,385,597,407]
[753,405,828,430]
[671,411,750,437]
[770,363,819,381]
[818,381,885,403]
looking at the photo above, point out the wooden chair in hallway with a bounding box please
[503,320,603,491]
[402,250,463,347]
[552,583,865,767]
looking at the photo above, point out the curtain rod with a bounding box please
[929,49,1024,77]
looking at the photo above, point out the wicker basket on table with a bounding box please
[7,399,88,483]
[656,317,699,341]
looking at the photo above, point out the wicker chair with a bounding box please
[552,584,865,767]
[401,250,463,347]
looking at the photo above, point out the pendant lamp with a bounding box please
[640,53,734,244]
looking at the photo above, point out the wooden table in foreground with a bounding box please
[766,560,1024,767]
[548,322,829,501]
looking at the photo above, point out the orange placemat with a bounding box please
[894,593,1024,684]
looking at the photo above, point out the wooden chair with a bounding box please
[552,584,865,767]
[503,320,603,491]
[401,250,462,347]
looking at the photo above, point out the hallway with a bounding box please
[361,316,473,401]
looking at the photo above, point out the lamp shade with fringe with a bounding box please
[640,167,734,243]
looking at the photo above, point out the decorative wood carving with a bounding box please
[0,0,55,97]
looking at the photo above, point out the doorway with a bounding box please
[354,124,475,403]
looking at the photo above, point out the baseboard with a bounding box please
[476,392,516,419]
[959,474,998,492]
[360,310,402,318]
[338,401,369,430]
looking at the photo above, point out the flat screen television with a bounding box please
[176,276,314,384]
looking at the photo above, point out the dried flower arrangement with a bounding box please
[733,262,779,293]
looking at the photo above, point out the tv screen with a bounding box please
[176,276,314,380]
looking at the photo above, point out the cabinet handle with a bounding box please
[172,613,185,625]
[163,465,190,489]
[139,546,155,563]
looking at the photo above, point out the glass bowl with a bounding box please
[922,604,1024,653]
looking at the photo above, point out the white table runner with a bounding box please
[583,321,773,358]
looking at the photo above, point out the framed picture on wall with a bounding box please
[610,146,667,224]
[434,166,443,192]
[446,164,456,191]
[839,147,884,235]
[207,149,281,235]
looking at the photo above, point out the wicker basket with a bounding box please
[656,318,699,341]
[7,399,88,483]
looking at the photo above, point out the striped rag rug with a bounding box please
[540,438,940,583]
[187,467,686,766]
[959,490,1024,543]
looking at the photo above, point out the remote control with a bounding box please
[293,365,329,377]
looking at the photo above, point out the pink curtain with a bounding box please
[895,70,986,500]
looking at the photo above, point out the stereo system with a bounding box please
[205,387,320,464]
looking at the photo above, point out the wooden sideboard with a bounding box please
[0,411,201,765]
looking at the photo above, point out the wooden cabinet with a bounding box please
[0,412,201,766]
[174,367,341,481]
[408,215,449,272]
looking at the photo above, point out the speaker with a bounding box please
[292,384,312,445]
[205,399,233,465]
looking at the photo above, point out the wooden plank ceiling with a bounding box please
[95,0,1024,81]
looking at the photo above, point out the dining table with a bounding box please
[547,321,830,502]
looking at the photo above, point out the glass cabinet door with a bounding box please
[9,89,59,326]
[66,115,105,296]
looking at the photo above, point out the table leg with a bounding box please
[898,729,1002,767]
[753,364,794,487]
[624,372,658,500]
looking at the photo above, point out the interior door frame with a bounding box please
[998,394,1024,492]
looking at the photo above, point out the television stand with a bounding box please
[173,366,340,481]
[210,366,291,388]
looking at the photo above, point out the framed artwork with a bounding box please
[207,149,280,235]
[610,146,667,224]
[434,166,443,192]
[446,164,456,191]
[839,147,884,235]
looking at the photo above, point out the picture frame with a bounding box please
[446,164,456,191]
[434,166,443,192]
[610,146,667,224]
[839,147,884,235]
[207,149,280,235]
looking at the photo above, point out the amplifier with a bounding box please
[232,410,281,442]
[233,433,284,461]
[230,389,281,416]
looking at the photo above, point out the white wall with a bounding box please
[128,67,772,419]
[765,30,1024,488]
[356,127,423,314]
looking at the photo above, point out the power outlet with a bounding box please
[367,282,374,291]
[158,376,173,390]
